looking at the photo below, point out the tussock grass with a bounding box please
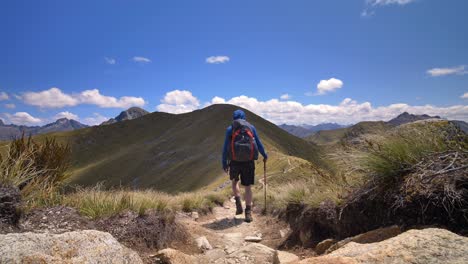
[362,121,466,179]
[0,135,71,208]
[61,185,230,219]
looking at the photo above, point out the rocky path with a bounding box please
[157,198,299,263]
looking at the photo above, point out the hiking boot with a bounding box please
[245,206,253,223]
[235,196,243,215]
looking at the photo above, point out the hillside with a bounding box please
[43,104,323,193]
[0,118,87,141]
[279,123,346,138]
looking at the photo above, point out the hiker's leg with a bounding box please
[232,180,241,197]
[244,185,252,207]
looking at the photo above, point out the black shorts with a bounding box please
[229,161,255,186]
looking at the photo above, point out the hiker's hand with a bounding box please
[224,167,229,174]
[263,158,267,163]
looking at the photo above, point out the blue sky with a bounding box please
[1,0,467,125]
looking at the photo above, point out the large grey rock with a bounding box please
[226,243,279,264]
[0,230,142,263]
[195,236,213,251]
[155,248,199,264]
[277,250,300,263]
[300,228,468,264]
[326,225,401,253]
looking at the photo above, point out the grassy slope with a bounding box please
[306,121,391,145]
[39,104,322,193]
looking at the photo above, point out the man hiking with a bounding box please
[222,109,268,223]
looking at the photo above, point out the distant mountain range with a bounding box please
[279,123,347,138]
[0,118,88,141]
[306,112,467,145]
[101,107,149,125]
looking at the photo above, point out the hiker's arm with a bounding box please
[253,127,268,159]
[222,127,232,170]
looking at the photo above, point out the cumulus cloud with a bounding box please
[461,92,468,99]
[280,94,291,100]
[316,78,343,95]
[105,57,116,65]
[0,92,9,101]
[83,113,109,126]
[78,89,146,108]
[202,95,468,125]
[4,112,42,126]
[156,90,200,114]
[206,56,230,64]
[4,103,15,109]
[133,56,151,63]
[21,88,79,108]
[427,65,467,77]
[21,87,146,109]
[54,111,79,120]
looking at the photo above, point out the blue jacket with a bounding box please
[222,110,268,170]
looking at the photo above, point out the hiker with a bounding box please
[222,109,268,222]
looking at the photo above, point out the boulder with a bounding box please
[315,238,337,255]
[277,250,300,263]
[0,230,143,263]
[326,225,401,253]
[155,248,198,264]
[195,236,213,251]
[300,228,468,264]
[227,243,279,264]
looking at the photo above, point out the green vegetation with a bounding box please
[30,104,324,193]
[362,120,467,179]
[0,136,71,208]
[61,186,230,219]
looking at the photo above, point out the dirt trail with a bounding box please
[174,197,293,263]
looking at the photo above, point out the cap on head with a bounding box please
[233,109,246,120]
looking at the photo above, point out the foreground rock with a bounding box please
[155,248,198,264]
[300,228,468,264]
[325,225,401,254]
[0,230,143,263]
[225,243,279,263]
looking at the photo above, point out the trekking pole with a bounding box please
[263,159,267,215]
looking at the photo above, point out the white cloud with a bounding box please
[427,65,467,77]
[362,0,418,17]
[4,103,15,109]
[0,92,9,101]
[4,112,42,126]
[367,0,417,6]
[461,92,468,99]
[206,56,230,64]
[105,57,116,65]
[280,94,291,100]
[21,87,146,109]
[83,113,109,126]
[203,95,468,124]
[316,78,343,95]
[78,89,146,108]
[156,90,200,114]
[21,87,79,108]
[133,56,151,63]
[54,111,79,120]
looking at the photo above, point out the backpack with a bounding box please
[228,119,259,162]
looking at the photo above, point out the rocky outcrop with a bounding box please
[0,230,143,263]
[325,225,401,253]
[155,248,198,264]
[300,228,468,264]
[226,243,279,264]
